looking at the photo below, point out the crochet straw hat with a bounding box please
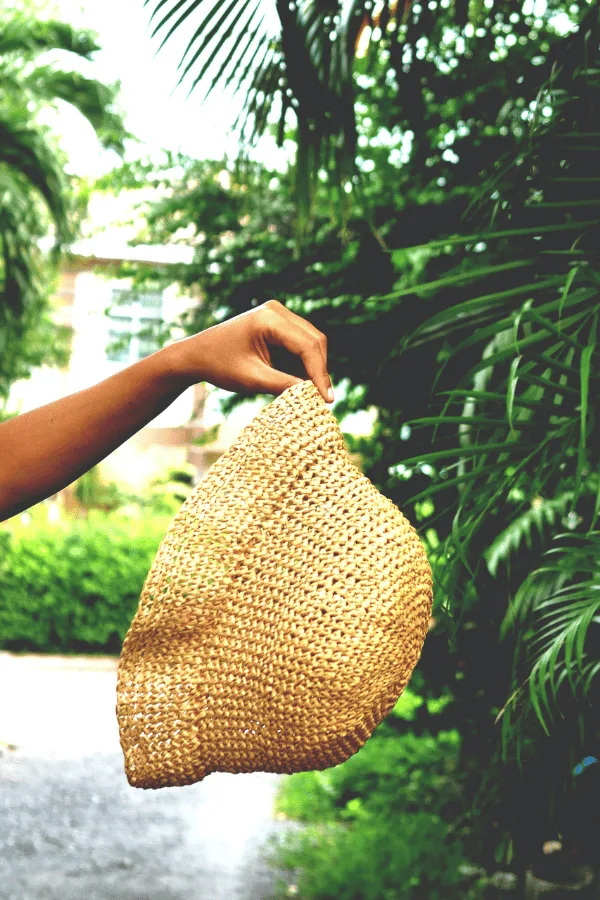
[116,379,433,789]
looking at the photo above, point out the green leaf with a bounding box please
[177,0,247,89]
[152,0,204,51]
[198,3,263,104]
[383,259,536,304]
[485,495,573,577]
[398,218,600,253]
[506,356,521,433]
[558,264,581,326]
[576,315,597,497]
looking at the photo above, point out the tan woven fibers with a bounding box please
[116,379,433,789]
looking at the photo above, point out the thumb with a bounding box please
[252,362,305,397]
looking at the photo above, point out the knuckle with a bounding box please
[255,304,277,324]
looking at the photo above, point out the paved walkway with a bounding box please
[0,652,292,900]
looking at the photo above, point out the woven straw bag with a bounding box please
[116,378,433,789]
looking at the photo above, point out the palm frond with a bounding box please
[0,113,69,242]
[22,67,128,153]
[0,15,100,57]
[374,18,600,756]
[177,0,260,91]
[0,170,50,325]
[389,10,600,598]
[0,9,127,360]
[485,494,574,578]
[505,533,600,734]
[196,2,264,104]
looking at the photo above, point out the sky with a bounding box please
[50,0,289,177]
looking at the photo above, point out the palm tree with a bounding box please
[0,10,127,402]
[145,0,492,238]
[144,1,586,236]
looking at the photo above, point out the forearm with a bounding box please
[0,344,192,522]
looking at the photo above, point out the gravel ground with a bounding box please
[0,652,292,900]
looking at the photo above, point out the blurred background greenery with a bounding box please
[1,0,599,896]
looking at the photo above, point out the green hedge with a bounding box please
[0,513,169,653]
[268,812,474,900]
[266,690,485,900]
[266,721,481,900]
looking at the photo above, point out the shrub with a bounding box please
[0,512,169,653]
[275,728,462,825]
[268,690,481,899]
[266,811,481,900]
[275,685,462,825]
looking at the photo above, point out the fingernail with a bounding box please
[327,388,334,403]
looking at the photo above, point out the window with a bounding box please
[106,288,164,364]
[106,315,133,363]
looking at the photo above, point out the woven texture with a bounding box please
[116,379,433,789]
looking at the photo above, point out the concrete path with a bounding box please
[0,652,292,900]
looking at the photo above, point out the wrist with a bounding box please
[155,338,205,391]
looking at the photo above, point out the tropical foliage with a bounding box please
[144,0,586,239]
[0,7,127,404]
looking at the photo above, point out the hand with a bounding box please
[169,299,334,403]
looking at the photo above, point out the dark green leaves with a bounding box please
[143,0,516,243]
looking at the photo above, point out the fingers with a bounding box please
[265,299,328,363]
[263,300,333,402]
[258,301,334,403]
